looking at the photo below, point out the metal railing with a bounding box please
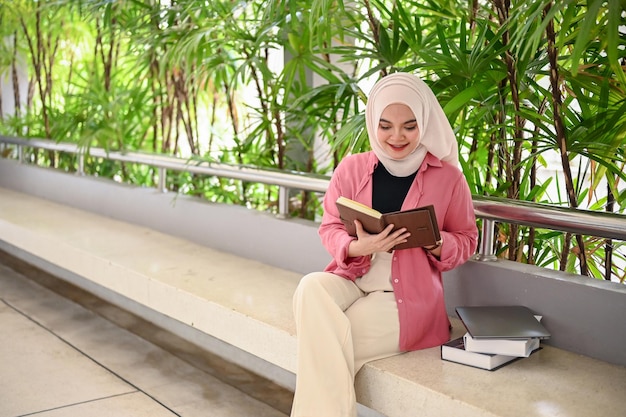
[1,135,625,263]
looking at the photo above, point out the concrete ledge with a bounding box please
[0,158,331,275]
[0,189,298,373]
[2,186,625,417]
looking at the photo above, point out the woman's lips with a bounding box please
[388,143,409,151]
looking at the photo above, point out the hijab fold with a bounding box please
[365,73,459,177]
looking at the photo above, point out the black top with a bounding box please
[372,163,417,213]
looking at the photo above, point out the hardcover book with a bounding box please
[335,196,441,250]
[463,333,541,357]
[441,337,521,371]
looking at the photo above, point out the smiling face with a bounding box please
[376,103,420,160]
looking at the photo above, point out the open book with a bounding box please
[335,196,441,250]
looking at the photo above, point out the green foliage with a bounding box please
[0,0,624,280]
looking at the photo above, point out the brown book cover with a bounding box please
[335,196,441,250]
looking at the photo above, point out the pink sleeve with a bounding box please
[318,162,370,278]
[429,175,478,271]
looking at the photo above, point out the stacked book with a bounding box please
[441,306,550,371]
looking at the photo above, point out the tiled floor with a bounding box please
[0,255,292,417]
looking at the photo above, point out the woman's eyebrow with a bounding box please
[379,118,417,124]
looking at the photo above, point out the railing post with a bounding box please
[158,167,167,193]
[18,145,23,163]
[277,186,289,219]
[78,153,85,176]
[475,219,498,261]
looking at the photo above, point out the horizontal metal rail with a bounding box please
[2,136,625,262]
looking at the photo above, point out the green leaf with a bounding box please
[443,81,495,116]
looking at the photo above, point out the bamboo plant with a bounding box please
[0,0,624,281]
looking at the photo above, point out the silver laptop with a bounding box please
[455,305,551,339]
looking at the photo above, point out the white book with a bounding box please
[441,337,519,371]
[463,332,540,357]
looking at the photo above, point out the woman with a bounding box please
[291,72,478,417]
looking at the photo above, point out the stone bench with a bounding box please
[1,183,625,417]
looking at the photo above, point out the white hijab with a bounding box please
[365,72,459,177]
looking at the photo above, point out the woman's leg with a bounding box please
[291,272,364,417]
[345,290,402,373]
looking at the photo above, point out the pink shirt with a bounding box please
[320,151,478,351]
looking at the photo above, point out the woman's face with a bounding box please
[377,103,420,160]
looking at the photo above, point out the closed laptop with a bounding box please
[455,305,551,340]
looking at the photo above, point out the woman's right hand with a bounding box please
[347,220,410,257]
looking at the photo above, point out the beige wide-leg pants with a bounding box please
[291,252,402,417]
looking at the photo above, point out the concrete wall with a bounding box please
[1,158,625,367]
[0,158,331,274]
[443,261,626,366]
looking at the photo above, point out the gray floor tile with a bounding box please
[0,261,288,417]
[0,303,135,417]
[28,392,178,417]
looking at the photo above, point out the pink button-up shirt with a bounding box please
[319,151,478,351]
